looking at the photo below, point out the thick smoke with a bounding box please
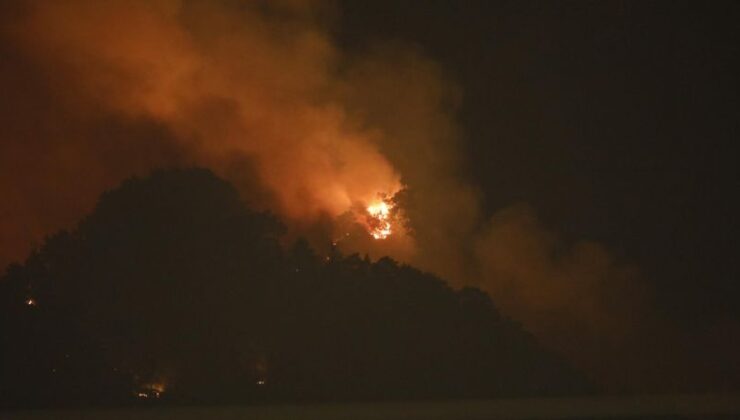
[6,0,402,226]
[1,0,654,389]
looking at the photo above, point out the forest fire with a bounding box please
[366,200,393,240]
[135,381,166,399]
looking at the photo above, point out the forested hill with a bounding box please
[0,168,590,408]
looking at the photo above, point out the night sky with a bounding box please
[340,0,740,323]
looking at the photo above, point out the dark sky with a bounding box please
[338,0,740,325]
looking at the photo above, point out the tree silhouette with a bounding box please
[0,168,590,408]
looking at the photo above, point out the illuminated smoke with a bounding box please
[0,0,651,389]
[1,0,405,259]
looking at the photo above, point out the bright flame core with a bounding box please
[366,200,393,240]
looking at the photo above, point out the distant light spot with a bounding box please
[135,382,166,399]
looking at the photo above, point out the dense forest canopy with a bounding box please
[0,169,589,407]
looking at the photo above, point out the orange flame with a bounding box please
[366,200,393,240]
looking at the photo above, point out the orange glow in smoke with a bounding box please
[135,381,166,399]
[366,200,393,240]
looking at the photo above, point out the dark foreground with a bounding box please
[3,394,740,420]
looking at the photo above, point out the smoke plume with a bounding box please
[0,0,657,389]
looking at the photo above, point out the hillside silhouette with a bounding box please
[0,169,590,408]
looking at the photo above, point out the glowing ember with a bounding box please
[135,382,166,399]
[366,200,393,240]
